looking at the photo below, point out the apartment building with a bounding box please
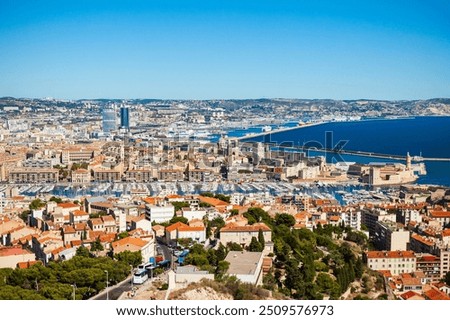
[9,167,59,183]
[219,222,272,247]
[366,250,417,275]
[374,220,410,251]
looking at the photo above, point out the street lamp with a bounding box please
[71,283,76,300]
[130,265,133,289]
[104,270,109,300]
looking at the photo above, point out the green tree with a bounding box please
[29,198,45,210]
[227,242,243,251]
[214,193,230,203]
[117,231,129,240]
[49,196,63,204]
[216,243,227,261]
[445,271,450,286]
[248,236,263,252]
[90,238,104,252]
[258,228,265,247]
[114,251,142,267]
[275,213,295,227]
[76,246,90,257]
[171,202,190,212]
[169,216,188,225]
[215,260,230,281]
[200,192,214,198]
[229,209,239,216]
[19,210,31,223]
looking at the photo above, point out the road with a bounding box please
[157,237,173,265]
[92,276,134,300]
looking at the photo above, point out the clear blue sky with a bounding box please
[0,0,449,100]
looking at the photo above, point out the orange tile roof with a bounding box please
[329,215,340,222]
[166,194,182,199]
[89,218,103,225]
[0,247,29,257]
[367,250,416,259]
[72,210,89,216]
[423,288,450,300]
[220,222,271,232]
[74,222,88,231]
[101,215,116,223]
[442,229,450,237]
[112,237,148,249]
[400,291,423,300]
[178,225,205,232]
[70,240,83,247]
[198,196,229,207]
[89,230,106,240]
[57,203,79,209]
[378,270,393,278]
[99,233,117,243]
[401,277,422,286]
[429,210,450,218]
[142,197,162,205]
[152,225,165,231]
[17,260,42,269]
[62,225,76,233]
[411,234,435,246]
[166,221,189,232]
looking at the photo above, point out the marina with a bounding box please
[2,181,398,206]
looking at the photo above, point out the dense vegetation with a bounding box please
[0,249,141,300]
[180,206,368,300]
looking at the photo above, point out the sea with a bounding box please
[236,116,450,187]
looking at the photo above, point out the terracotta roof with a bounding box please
[166,194,183,199]
[70,240,83,247]
[411,234,435,246]
[101,215,116,223]
[378,270,393,278]
[91,201,113,208]
[442,229,450,237]
[429,210,450,218]
[166,221,189,232]
[329,215,340,222]
[366,250,416,259]
[17,260,42,269]
[423,288,450,300]
[72,210,89,216]
[57,203,79,209]
[142,197,162,205]
[73,169,89,173]
[178,225,205,232]
[112,237,148,249]
[400,291,424,300]
[220,222,271,232]
[152,225,165,231]
[89,218,103,225]
[62,225,76,233]
[401,277,422,286]
[74,222,88,231]
[99,233,117,243]
[0,247,30,257]
[198,196,229,207]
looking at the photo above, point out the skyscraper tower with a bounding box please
[102,106,117,133]
[120,105,130,131]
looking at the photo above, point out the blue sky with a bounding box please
[0,0,449,100]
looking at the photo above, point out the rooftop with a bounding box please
[225,251,263,276]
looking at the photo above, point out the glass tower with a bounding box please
[102,107,116,133]
[120,106,130,130]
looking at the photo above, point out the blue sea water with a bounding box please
[239,116,450,187]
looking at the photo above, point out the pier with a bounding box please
[264,145,450,162]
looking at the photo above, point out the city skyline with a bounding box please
[1,1,449,100]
